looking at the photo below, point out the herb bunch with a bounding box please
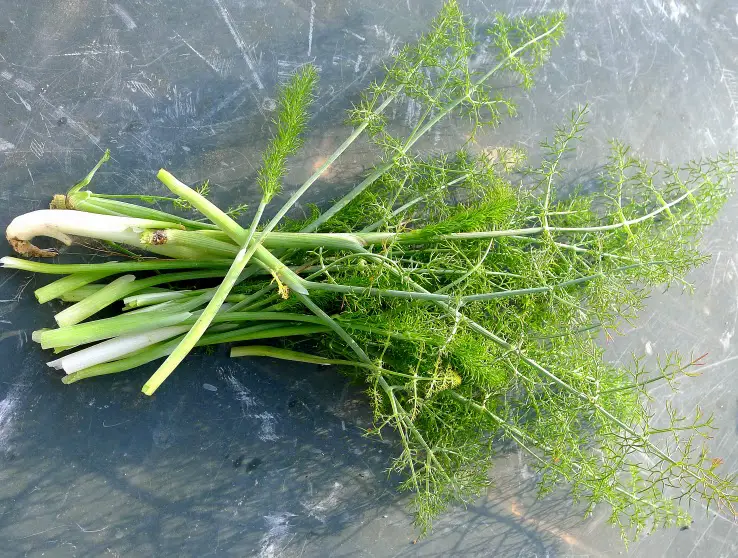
[3,0,737,542]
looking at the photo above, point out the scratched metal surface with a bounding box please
[0,0,737,557]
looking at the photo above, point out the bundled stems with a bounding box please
[4,0,738,542]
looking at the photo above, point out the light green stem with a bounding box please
[230,345,374,369]
[295,293,373,365]
[35,271,114,304]
[123,290,195,308]
[141,229,240,258]
[54,274,136,327]
[63,323,328,383]
[226,284,274,313]
[1,257,231,275]
[65,286,168,303]
[302,21,564,232]
[70,193,218,230]
[360,173,470,233]
[141,244,262,394]
[157,170,245,242]
[55,269,227,324]
[33,311,193,350]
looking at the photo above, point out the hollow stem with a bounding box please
[67,192,218,230]
[33,311,193,350]
[142,176,309,394]
[54,274,136,327]
[230,345,375,369]
[63,286,168,303]
[63,323,329,383]
[35,271,115,304]
[1,256,231,275]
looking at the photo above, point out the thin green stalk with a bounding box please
[302,280,449,302]
[435,240,494,295]
[353,184,703,245]
[35,271,114,304]
[1,257,231,275]
[295,292,373,365]
[274,95,397,236]
[63,323,329,383]
[201,311,325,326]
[226,284,274,313]
[303,20,564,233]
[33,311,193,350]
[67,150,110,194]
[301,263,658,304]
[200,323,329,345]
[230,345,375,369]
[92,193,177,202]
[141,245,263,395]
[241,199,269,264]
[54,274,136,327]
[67,192,218,230]
[360,173,470,233]
[63,286,168,303]
[53,269,227,325]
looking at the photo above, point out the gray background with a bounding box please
[1,0,737,556]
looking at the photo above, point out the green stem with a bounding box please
[54,274,136,327]
[303,20,564,233]
[1,257,231,275]
[365,183,701,244]
[302,263,659,304]
[230,345,374,369]
[69,192,218,230]
[35,271,114,304]
[157,170,246,243]
[201,323,329,345]
[63,323,329,383]
[141,244,266,395]
[63,286,169,303]
[141,229,240,258]
[187,311,326,327]
[295,292,372,365]
[68,150,110,194]
[33,311,193,350]
[360,173,470,233]
[55,269,227,324]
[226,284,274,313]
[274,95,397,235]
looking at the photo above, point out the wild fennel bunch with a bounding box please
[2,0,738,543]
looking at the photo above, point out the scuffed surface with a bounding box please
[0,0,737,557]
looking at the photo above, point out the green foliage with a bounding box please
[295,105,738,537]
[172,180,211,211]
[257,65,318,202]
[16,0,738,545]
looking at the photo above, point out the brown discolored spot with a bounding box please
[8,237,58,258]
[149,230,168,245]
